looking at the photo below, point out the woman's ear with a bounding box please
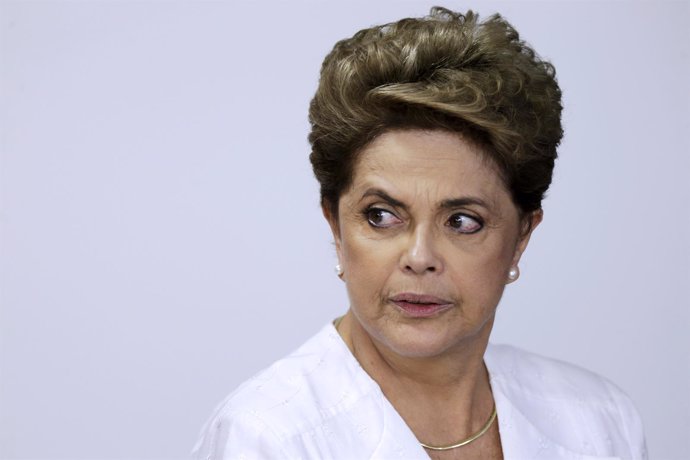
[321,202,343,260]
[511,209,543,267]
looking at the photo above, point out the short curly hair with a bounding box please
[309,7,563,218]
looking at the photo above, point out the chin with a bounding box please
[372,321,474,359]
[387,340,455,359]
[361,309,496,360]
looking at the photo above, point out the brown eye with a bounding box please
[447,213,483,234]
[366,208,401,228]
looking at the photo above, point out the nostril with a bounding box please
[404,265,436,273]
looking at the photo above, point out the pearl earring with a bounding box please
[334,264,343,277]
[508,266,520,282]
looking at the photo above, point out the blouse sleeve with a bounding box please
[192,410,287,460]
[607,380,648,460]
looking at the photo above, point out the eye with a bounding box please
[366,208,401,228]
[447,213,483,234]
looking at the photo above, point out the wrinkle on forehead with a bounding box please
[357,128,500,170]
[349,129,509,215]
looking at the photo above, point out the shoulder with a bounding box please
[486,343,617,401]
[192,323,382,459]
[486,343,647,459]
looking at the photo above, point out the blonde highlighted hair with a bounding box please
[309,7,563,217]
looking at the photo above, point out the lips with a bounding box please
[390,293,453,318]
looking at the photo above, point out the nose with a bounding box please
[400,225,443,275]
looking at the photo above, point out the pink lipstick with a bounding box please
[390,293,453,318]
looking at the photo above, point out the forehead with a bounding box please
[349,129,509,202]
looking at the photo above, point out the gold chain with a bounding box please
[420,403,497,451]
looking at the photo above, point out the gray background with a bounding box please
[1,1,688,459]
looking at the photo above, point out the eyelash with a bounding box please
[363,207,484,234]
[447,213,483,234]
[365,207,401,228]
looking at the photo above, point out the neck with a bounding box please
[337,310,494,412]
[335,310,500,453]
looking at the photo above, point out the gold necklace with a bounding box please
[420,403,497,451]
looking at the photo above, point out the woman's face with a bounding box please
[326,129,540,359]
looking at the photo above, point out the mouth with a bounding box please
[389,293,453,318]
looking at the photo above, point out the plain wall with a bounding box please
[1,1,688,458]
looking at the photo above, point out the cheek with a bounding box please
[340,232,398,300]
[447,239,515,298]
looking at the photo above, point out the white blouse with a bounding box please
[193,323,647,459]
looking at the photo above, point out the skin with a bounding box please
[324,129,542,459]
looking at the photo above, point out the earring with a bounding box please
[334,264,343,277]
[507,266,520,282]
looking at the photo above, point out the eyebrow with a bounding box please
[439,197,491,211]
[360,188,406,208]
[360,188,491,211]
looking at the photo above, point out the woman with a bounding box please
[194,7,646,459]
